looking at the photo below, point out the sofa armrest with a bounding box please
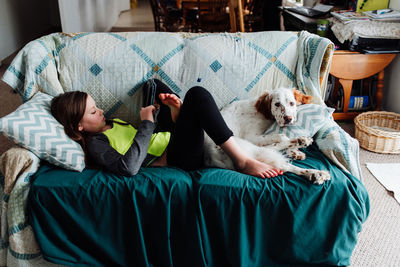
[0,147,42,265]
[296,31,334,105]
[0,147,34,195]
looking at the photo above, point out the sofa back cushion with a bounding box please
[55,32,301,125]
[2,32,333,126]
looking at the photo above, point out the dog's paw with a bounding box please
[290,136,313,148]
[308,170,331,185]
[288,149,306,160]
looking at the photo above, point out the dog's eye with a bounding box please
[290,102,295,106]
[275,102,280,107]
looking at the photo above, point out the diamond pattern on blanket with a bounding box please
[4,32,303,121]
[89,64,102,76]
[8,188,25,226]
[74,33,125,61]
[128,42,184,95]
[9,226,41,255]
[245,36,297,96]
[58,46,94,91]
[81,78,120,116]
[210,60,222,72]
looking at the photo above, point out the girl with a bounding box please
[50,79,282,178]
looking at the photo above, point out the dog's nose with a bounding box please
[284,116,293,124]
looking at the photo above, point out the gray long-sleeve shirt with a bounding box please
[86,120,156,176]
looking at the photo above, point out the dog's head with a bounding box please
[255,88,312,126]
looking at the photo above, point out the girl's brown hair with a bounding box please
[51,91,127,168]
[50,91,90,154]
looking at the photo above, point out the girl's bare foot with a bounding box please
[236,158,283,179]
[159,93,182,122]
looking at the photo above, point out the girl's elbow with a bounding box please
[119,168,139,177]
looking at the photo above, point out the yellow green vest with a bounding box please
[103,119,170,157]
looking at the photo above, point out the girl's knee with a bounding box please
[185,86,211,101]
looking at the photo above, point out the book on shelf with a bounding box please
[363,9,400,22]
[330,10,369,24]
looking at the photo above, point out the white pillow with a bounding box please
[264,104,335,138]
[0,92,85,171]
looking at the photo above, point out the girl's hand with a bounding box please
[140,105,156,122]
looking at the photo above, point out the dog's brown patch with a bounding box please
[293,88,313,105]
[255,93,274,120]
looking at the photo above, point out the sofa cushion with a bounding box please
[0,92,85,171]
[264,104,334,138]
[2,32,321,125]
[29,145,369,266]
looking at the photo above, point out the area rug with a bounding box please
[366,163,400,204]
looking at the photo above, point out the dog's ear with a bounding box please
[255,93,274,120]
[293,88,313,105]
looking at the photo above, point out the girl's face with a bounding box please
[78,95,107,133]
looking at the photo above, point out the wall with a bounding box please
[0,0,61,62]
[383,0,400,112]
[58,0,130,32]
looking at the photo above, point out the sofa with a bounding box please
[0,31,369,266]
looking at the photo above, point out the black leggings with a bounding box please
[153,79,233,171]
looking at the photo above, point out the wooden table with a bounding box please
[281,9,318,33]
[329,50,397,120]
[178,0,244,32]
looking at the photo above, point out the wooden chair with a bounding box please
[181,1,200,32]
[196,0,231,32]
[228,0,244,32]
[150,0,183,31]
[229,0,263,32]
[242,0,264,31]
[149,0,164,31]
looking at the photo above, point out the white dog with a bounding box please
[204,87,331,184]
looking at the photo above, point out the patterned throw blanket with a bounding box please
[0,31,360,265]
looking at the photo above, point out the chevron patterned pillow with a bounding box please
[0,92,85,171]
[264,104,335,139]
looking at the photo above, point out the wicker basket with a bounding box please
[354,111,400,154]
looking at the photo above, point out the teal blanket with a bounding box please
[29,145,369,266]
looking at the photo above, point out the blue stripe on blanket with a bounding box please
[72,32,91,40]
[9,249,41,260]
[246,38,296,92]
[245,61,273,92]
[7,65,25,83]
[0,238,9,249]
[23,82,34,102]
[108,33,127,42]
[130,43,157,67]
[55,43,66,56]
[38,40,51,54]
[275,36,297,57]
[35,54,52,75]
[128,43,184,96]
[9,222,28,236]
[304,38,322,78]
[157,69,181,93]
[105,101,123,118]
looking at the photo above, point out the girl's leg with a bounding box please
[166,86,281,178]
[152,79,180,132]
[167,86,225,171]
